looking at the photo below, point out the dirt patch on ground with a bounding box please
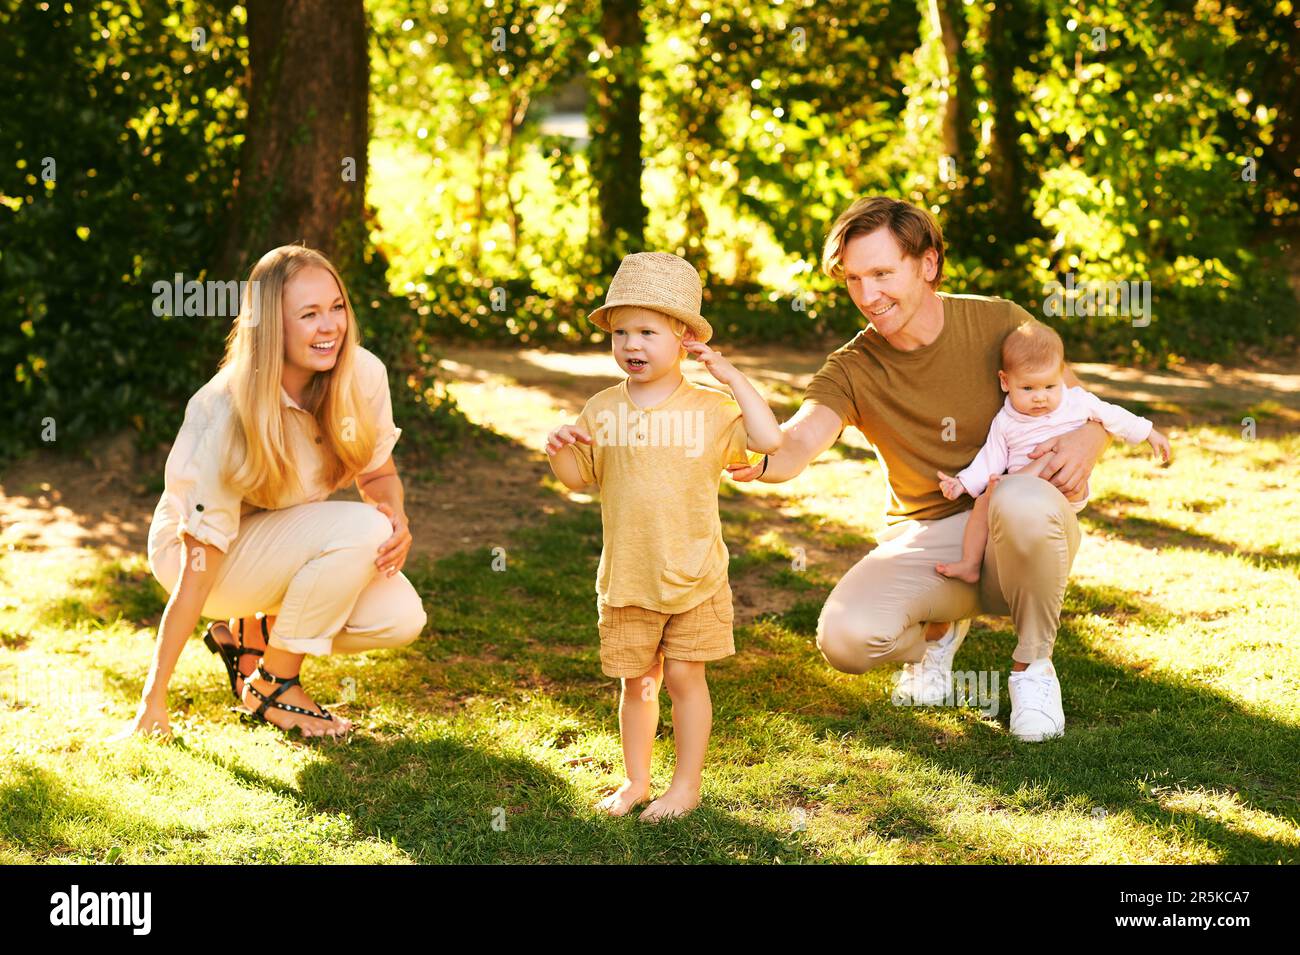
[3,344,1297,577]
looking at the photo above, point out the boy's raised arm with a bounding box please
[682,340,781,454]
[728,372,783,454]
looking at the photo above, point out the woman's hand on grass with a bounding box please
[114,696,170,740]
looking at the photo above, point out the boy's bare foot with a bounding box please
[935,560,980,584]
[639,785,700,822]
[240,674,352,739]
[595,779,650,816]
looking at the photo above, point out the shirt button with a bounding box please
[315,436,323,444]
[195,504,205,512]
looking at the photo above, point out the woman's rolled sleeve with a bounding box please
[166,399,243,553]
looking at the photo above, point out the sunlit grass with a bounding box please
[1,420,1296,863]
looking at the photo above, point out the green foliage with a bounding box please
[0,0,246,462]
[371,0,1297,362]
[0,0,461,465]
[3,0,1297,464]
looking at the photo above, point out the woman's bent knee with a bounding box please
[387,598,427,648]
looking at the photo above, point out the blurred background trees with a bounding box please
[2,0,1297,462]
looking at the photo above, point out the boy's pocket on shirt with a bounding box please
[710,582,735,624]
[661,538,716,587]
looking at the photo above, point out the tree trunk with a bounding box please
[936,0,976,180]
[984,0,1032,251]
[220,0,369,279]
[587,0,647,273]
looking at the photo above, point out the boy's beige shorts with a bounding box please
[597,580,735,678]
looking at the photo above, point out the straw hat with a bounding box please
[587,252,713,343]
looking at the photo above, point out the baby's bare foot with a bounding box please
[639,785,700,823]
[595,780,650,817]
[936,560,980,584]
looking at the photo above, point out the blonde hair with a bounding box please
[822,196,946,287]
[1001,321,1066,374]
[607,305,689,340]
[217,245,377,508]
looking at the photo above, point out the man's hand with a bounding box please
[1026,420,1110,502]
[726,460,765,482]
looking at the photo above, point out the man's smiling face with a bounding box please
[841,227,938,340]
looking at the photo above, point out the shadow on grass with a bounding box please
[191,729,850,863]
[1082,501,1300,574]
[12,414,1297,862]
[0,762,202,860]
[761,580,1299,863]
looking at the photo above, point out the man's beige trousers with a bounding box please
[817,475,1081,669]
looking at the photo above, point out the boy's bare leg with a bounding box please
[641,659,711,822]
[597,658,663,816]
[936,493,991,583]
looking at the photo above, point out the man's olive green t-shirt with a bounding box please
[804,293,1032,524]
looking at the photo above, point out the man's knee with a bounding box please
[989,475,1067,543]
[816,607,900,674]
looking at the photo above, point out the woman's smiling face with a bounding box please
[281,266,347,376]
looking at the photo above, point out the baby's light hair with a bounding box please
[1001,321,1065,374]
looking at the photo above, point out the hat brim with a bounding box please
[588,300,713,343]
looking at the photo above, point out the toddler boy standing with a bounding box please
[546,252,782,821]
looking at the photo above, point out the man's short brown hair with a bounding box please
[821,196,946,288]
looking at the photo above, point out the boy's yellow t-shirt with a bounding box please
[569,375,751,614]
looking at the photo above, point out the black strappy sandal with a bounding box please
[239,662,345,736]
[203,617,268,701]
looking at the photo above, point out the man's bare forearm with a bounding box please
[758,403,843,483]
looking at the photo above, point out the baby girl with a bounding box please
[935,321,1172,583]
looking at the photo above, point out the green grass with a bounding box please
[1,424,1298,863]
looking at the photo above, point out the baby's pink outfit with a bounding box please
[957,385,1153,511]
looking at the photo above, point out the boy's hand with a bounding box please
[1147,428,1172,464]
[545,424,592,456]
[683,337,740,387]
[936,470,967,501]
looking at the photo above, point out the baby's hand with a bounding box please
[936,470,967,501]
[683,338,740,387]
[545,424,592,456]
[1147,428,1172,465]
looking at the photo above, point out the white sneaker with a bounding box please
[892,619,972,706]
[1008,658,1065,741]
